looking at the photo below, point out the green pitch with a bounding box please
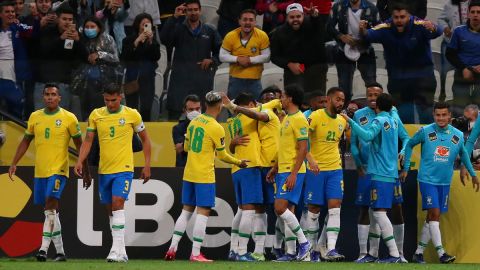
[1,259,480,270]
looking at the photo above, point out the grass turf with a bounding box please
[1,259,480,270]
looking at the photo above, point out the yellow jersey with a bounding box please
[184,114,240,183]
[308,109,346,171]
[227,113,261,173]
[278,111,308,173]
[87,106,145,174]
[26,108,81,178]
[221,27,270,80]
[258,107,280,167]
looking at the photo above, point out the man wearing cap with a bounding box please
[270,3,328,94]
[328,0,379,103]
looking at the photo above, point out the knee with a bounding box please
[111,197,125,211]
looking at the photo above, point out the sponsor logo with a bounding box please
[434,146,450,162]
[451,135,460,145]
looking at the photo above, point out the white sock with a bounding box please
[300,209,308,231]
[393,224,405,256]
[429,221,445,257]
[279,209,307,244]
[284,221,297,255]
[357,224,369,258]
[238,210,255,256]
[274,218,284,249]
[368,209,381,257]
[230,208,242,253]
[109,216,113,231]
[170,209,193,252]
[317,215,328,255]
[40,210,55,252]
[415,221,431,254]
[306,211,320,250]
[52,212,64,254]
[192,214,208,256]
[253,213,267,254]
[112,210,126,255]
[326,208,341,251]
[373,211,399,257]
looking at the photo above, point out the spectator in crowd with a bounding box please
[95,0,128,52]
[446,0,480,118]
[217,0,256,38]
[255,0,294,34]
[161,1,221,120]
[0,1,36,118]
[438,0,470,87]
[158,0,183,63]
[172,94,201,167]
[360,3,442,124]
[14,0,24,18]
[297,0,332,24]
[73,16,120,120]
[270,3,328,94]
[328,0,379,104]
[220,9,270,99]
[121,12,160,121]
[463,104,479,140]
[376,0,426,22]
[26,0,56,29]
[33,6,83,112]
[124,0,160,37]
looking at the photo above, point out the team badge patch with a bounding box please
[428,132,437,141]
[451,135,460,145]
[360,116,368,126]
[55,119,62,127]
[383,121,391,131]
[119,118,126,126]
[251,47,257,53]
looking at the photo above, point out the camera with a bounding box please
[451,116,469,133]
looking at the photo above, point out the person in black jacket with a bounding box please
[376,0,427,22]
[121,12,161,121]
[270,3,328,94]
[217,0,256,38]
[33,5,83,112]
[161,0,221,120]
[172,94,201,167]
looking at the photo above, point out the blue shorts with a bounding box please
[419,182,450,213]
[182,180,216,207]
[393,179,404,204]
[370,180,394,209]
[34,175,67,205]
[355,174,372,206]
[274,172,305,205]
[232,168,263,205]
[260,167,275,205]
[98,172,134,204]
[305,169,343,206]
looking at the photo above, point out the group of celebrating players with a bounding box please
[8,81,480,263]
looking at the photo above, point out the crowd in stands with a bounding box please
[0,0,479,124]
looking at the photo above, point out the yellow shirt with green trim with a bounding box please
[227,113,261,173]
[25,108,81,178]
[258,107,280,167]
[308,109,346,171]
[184,114,235,183]
[87,106,145,174]
[278,111,308,173]
[221,27,270,80]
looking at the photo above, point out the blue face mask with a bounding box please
[84,28,98,39]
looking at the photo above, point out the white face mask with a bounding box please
[186,110,201,120]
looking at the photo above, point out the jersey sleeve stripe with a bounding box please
[71,133,82,138]
[216,147,225,151]
[297,137,308,141]
[86,127,97,132]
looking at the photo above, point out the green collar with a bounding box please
[108,105,123,114]
[324,108,337,119]
[43,107,60,115]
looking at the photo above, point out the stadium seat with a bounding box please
[213,67,230,94]
[433,70,442,102]
[200,0,220,8]
[201,4,219,30]
[152,71,164,120]
[444,70,454,102]
[158,45,168,75]
[261,67,284,90]
[432,51,442,73]
[375,68,389,94]
[351,70,365,100]
[426,4,443,24]
[326,67,339,91]
[373,45,386,69]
